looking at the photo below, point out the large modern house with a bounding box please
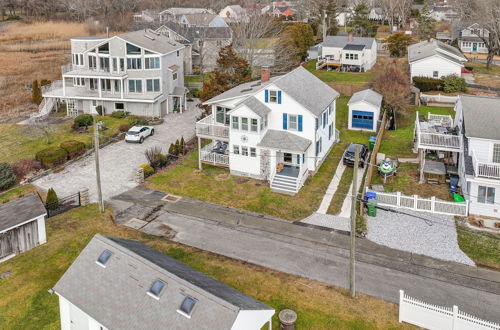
[311,35,377,72]
[196,66,340,194]
[456,95,500,217]
[52,234,275,330]
[159,7,215,23]
[41,29,187,117]
[408,39,467,80]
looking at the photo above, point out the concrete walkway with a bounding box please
[338,165,366,217]
[301,213,350,231]
[316,162,346,214]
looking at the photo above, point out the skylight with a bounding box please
[148,280,166,299]
[178,296,197,317]
[96,250,112,267]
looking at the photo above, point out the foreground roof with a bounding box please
[182,13,218,25]
[258,129,311,152]
[159,22,232,41]
[119,29,183,54]
[53,235,272,329]
[348,89,383,108]
[0,193,46,232]
[204,76,282,104]
[408,39,466,64]
[461,95,500,140]
[321,35,375,49]
[237,96,272,117]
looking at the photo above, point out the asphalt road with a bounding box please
[110,188,500,323]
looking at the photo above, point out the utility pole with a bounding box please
[349,144,360,298]
[94,121,104,212]
[322,9,327,41]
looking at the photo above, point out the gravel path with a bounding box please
[366,208,474,265]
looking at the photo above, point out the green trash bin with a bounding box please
[367,199,377,217]
[368,136,376,151]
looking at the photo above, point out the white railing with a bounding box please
[41,80,63,94]
[61,64,73,74]
[420,93,459,105]
[196,114,230,139]
[200,142,229,166]
[428,113,453,127]
[366,188,469,216]
[399,290,500,330]
[472,149,500,179]
[415,112,462,150]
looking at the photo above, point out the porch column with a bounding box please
[198,137,202,170]
[120,79,124,99]
[419,149,425,184]
[184,92,187,112]
[166,96,169,114]
[62,78,66,96]
[65,99,69,116]
[98,78,102,98]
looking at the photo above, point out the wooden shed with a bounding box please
[0,193,47,263]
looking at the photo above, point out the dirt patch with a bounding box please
[215,173,230,181]
[156,223,176,239]
[236,177,250,184]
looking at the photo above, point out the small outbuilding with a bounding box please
[0,193,47,263]
[347,89,383,132]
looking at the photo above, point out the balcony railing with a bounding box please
[196,114,229,139]
[200,142,229,167]
[418,132,462,149]
[415,111,462,150]
[472,150,500,179]
[41,80,63,94]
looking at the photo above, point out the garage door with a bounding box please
[352,110,374,130]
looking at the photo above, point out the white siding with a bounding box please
[58,295,108,330]
[231,310,274,330]
[468,180,500,217]
[36,215,47,244]
[410,55,462,79]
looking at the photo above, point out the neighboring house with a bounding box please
[179,13,229,27]
[41,30,187,117]
[456,95,500,217]
[261,2,296,19]
[347,89,383,132]
[453,22,489,54]
[0,194,47,263]
[196,66,340,194]
[313,35,378,72]
[133,10,159,23]
[408,39,467,80]
[219,5,248,23]
[159,7,215,23]
[368,8,384,22]
[429,6,459,22]
[156,23,233,73]
[52,234,275,330]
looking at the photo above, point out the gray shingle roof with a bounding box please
[53,234,273,329]
[408,39,466,64]
[257,129,311,152]
[0,193,46,232]
[461,95,500,140]
[157,22,232,42]
[321,36,375,49]
[118,29,184,54]
[204,76,282,104]
[348,89,383,108]
[237,96,272,117]
[160,8,215,16]
[182,13,218,25]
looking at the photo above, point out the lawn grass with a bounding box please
[303,61,374,85]
[0,184,38,204]
[466,61,500,75]
[0,115,128,164]
[185,73,212,84]
[327,166,354,215]
[0,205,414,329]
[457,224,500,270]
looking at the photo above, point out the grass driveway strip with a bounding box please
[327,166,354,215]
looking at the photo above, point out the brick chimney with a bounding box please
[348,33,353,42]
[261,66,270,83]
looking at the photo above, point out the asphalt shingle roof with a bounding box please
[237,96,272,117]
[0,193,46,232]
[321,36,375,49]
[119,29,184,54]
[461,95,500,140]
[53,234,273,329]
[348,89,383,108]
[158,22,232,41]
[204,76,282,104]
[182,13,218,25]
[257,129,311,152]
[408,39,466,64]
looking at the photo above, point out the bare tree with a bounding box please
[376,0,399,30]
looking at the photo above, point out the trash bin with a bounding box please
[279,309,297,330]
[365,191,376,200]
[453,193,465,203]
[367,199,377,217]
[368,136,377,151]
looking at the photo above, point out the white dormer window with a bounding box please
[269,90,278,103]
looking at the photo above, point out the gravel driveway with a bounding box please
[34,104,201,202]
[366,208,474,265]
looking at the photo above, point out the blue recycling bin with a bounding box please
[366,191,376,200]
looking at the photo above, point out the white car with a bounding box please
[125,126,154,143]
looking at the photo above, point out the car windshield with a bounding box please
[347,144,357,153]
[128,130,139,135]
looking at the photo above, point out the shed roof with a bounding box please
[257,129,311,152]
[53,234,273,329]
[348,89,383,108]
[0,193,46,232]
[460,95,500,140]
[119,29,184,54]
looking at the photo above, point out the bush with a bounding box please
[35,147,68,168]
[168,143,178,156]
[145,147,169,169]
[412,77,442,92]
[12,158,43,180]
[442,74,467,93]
[157,154,168,167]
[127,115,148,126]
[119,124,131,132]
[189,88,201,98]
[74,114,94,127]
[111,110,128,119]
[140,164,155,177]
[0,163,16,191]
[45,188,59,210]
[60,140,86,159]
[40,79,51,87]
[95,105,104,116]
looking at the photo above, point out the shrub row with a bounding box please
[413,75,467,93]
[413,77,442,92]
[35,140,87,168]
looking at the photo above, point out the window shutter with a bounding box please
[278,91,282,104]
[282,113,288,130]
[296,154,300,164]
[265,89,269,103]
[315,118,318,130]
[298,115,303,132]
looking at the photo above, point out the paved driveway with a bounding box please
[34,104,201,202]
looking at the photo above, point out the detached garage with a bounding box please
[0,193,47,263]
[348,89,383,132]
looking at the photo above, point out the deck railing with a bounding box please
[200,142,229,166]
[472,149,500,179]
[41,80,63,94]
[196,114,229,139]
[415,111,462,150]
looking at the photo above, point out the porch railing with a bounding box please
[200,142,229,166]
[472,149,500,179]
[415,112,462,150]
[196,114,230,139]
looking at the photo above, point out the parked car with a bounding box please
[125,126,154,143]
[343,143,368,167]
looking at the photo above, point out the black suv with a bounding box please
[342,143,368,168]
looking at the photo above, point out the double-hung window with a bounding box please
[478,186,495,204]
[241,146,248,156]
[145,57,160,69]
[250,147,256,157]
[251,118,258,132]
[233,145,240,155]
[492,144,500,163]
[241,118,249,131]
[288,115,298,131]
[433,71,439,78]
[146,79,160,92]
[127,57,142,70]
[129,79,143,93]
[232,116,239,130]
[269,90,278,103]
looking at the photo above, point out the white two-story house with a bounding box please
[313,35,377,72]
[454,22,490,54]
[42,29,187,117]
[196,66,340,194]
[456,95,500,218]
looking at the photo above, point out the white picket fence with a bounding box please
[399,290,500,330]
[366,189,468,216]
[421,93,458,105]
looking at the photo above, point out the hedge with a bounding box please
[111,110,128,119]
[74,114,93,127]
[60,140,86,159]
[35,147,68,168]
[442,74,467,93]
[412,77,442,92]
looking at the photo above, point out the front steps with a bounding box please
[270,174,299,195]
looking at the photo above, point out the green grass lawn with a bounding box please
[0,116,128,164]
[327,166,354,215]
[457,225,500,270]
[185,73,212,84]
[303,61,374,85]
[0,205,413,329]
[0,184,38,204]
[466,61,500,75]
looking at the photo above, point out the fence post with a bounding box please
[413,195,418,210]
[399,290,404,323]
[431,196,435,212]
[397,191,401,207]
[79,188,89,206]
[135,168,144,184]
[452,305,458,330]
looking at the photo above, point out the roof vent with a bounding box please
[96,250,112,267]
[250,82,261,87]
[241,88,253,93]
[144,34,155,41]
